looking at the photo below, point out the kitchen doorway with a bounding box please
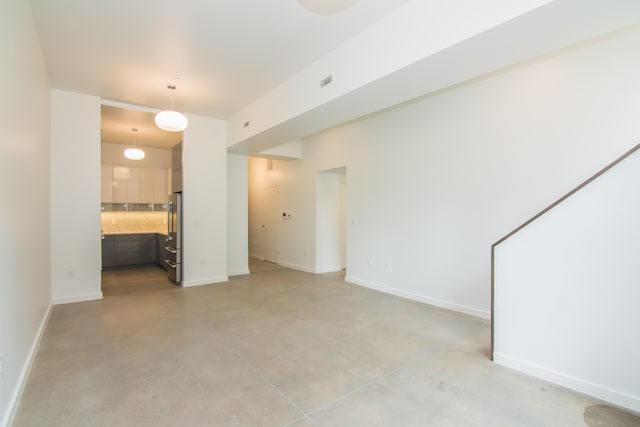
[100,104,183,289]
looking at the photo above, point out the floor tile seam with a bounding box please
[282,414,319,427]
[218,338,313,425]
[213,318,434,419]
[304,366,401,419]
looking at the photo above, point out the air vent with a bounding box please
[320,74,333,88]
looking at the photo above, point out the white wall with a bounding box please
[228,1,640,155]
[494,146,640,412]
[248,28,640,319]
[182,114,228,286]
[0,1,52,425]
[51,90,103,304]
[227,154,249,276]
[229,0,553,147]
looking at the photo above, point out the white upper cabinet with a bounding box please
[103,165,166,204]
[141,168,167,204]
[126,167,141,203]
[110,166,140,203]
[101,165,113,202]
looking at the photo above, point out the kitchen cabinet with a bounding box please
[141,168,167,204]
[171,168,182,194]
[101,235,115,268]
[142,235,157,264]
[114,235,143,266]
[101,165,113,202]
[126,167,141,203]
[102,165,167,204]
[102,233,158,270]
[166,168,172,200]
[111,166,141,203]
[171,142,182,193]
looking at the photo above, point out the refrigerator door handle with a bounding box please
[167,200,173,241]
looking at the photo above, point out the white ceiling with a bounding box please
[30,0,413,146]
[100,105,182,149]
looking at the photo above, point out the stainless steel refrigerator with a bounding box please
[164,192,182,285]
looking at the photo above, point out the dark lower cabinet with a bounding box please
[101,236,115,268]
[102,233,159,270]
[114,237,143,266]
[142,237,157,264]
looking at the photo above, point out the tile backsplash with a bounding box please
[101,212,167,234]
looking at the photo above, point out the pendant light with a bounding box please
[155,84,188,132]
[124,128,145,160]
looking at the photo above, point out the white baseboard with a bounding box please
[249,253,264,261]
[52,291,103,305]
[182,276,228,287]
[315,265,342,274]
[493,353,640,413]
[2,304,52,427]
[277,260,315,273]
[344,275,490,320]
[228,269,250,277]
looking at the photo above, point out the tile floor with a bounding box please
[12,262,640,426]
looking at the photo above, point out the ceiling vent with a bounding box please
[320,74,333,88]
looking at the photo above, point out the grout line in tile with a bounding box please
[282,414,319,427]
[218,338,316,426]
[298,344,442,425]
[304,367,400,419]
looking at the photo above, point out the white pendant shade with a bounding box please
[124,147,145,160]
[155,110,188,132]
[155,84,188,132]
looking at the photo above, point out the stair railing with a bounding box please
[490,142,640,358]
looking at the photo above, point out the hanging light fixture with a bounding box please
[124,128,145,160]
[155,84,188,132]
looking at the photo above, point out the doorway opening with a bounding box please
[100,104,183,292]
[316,167,347,274]
[261,185,280,264]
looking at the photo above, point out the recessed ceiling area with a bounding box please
[101,105,182,149]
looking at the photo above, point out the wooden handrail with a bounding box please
[493,143,640,248]
[490,142,640,359]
